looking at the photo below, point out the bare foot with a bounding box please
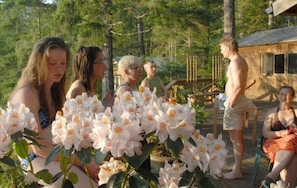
[223,170,243,179]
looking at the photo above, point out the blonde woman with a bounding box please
[115,55,143,96]
[10,37,98,187]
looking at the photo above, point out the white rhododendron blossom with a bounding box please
[180,133,227,178]
[52,93,104,151]
[91,93,144,158]
[98,157,127,186]
[158,160,187,188]
[49,88,228,187]
[0,102,37,159]
[154,99,196,143]
[1,102,38,135]
[269,180,287,188]
[0,126,11,158]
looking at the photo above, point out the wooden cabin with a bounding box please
[266,0,297,16]
[238,26,297,101]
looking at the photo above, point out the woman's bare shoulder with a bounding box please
[265,107,278,117]
[66,80,86,98]
[11,86,38,101]
[10,86,39,112]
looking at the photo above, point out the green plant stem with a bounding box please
[121,164,132,188]
[188,177,196,188]
[83,164,94,188]
[19,142,34,173]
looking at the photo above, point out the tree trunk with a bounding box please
[223,0,235,37]
[137,17,145,56]
[268,0,274,28]
[102,25,114,98]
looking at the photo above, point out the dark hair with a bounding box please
[71,46,102,91]
[219,36,238,52]
[279,85,295,97]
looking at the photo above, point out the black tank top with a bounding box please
[271,107,297,131]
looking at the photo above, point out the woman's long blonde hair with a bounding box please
[11,36,70,114]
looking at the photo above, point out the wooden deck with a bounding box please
[199,100,291,188]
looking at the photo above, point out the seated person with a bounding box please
[141,60,168,100]
[261,86,297,188]
[115,55,143,95]
[10,37,98,187]
[66,46,114,107]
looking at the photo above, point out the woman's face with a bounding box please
[279,88,294,105]
[128,63,142,81]
[47,48,67,84]
[93,52,106,80]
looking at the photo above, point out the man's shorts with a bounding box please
[223,95,249,130]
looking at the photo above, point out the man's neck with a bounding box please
[228,51,238,61]
[147,75,156,79]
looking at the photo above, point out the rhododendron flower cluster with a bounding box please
[158,160,187,188]
[51,93,105,151]
[48,87,227,188]
[180,131,228,179]
[98,157,127,186]
[0,102,37,158]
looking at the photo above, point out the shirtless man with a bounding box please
[219,36,249,179]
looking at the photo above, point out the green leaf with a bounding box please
[95,149,107,165]
[166,138,183,158]
[129,175,150,188]
[51,172,63,184]
[60,152,69,173]
[199,176,216,188]
[0,156,15,166]
[64,147,74,157]
[179,170,194,187]
[62,179,75,188]
[124,142,155,169]
[76,147,92,164]
[193,167,205,181]
[23,128,42,147]
[45,145,62,165]
[135,165,158,183]
[68,172,78,184]
[14,139,29,158]
[106,171,126,188]
[10,131,23,142]
[35,169,53,184]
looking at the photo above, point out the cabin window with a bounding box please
[274,54,285,74]
[288,53,297,74]
[260,53,295,75]
[260,53,273,75]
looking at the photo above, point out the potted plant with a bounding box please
[45,87,227,188]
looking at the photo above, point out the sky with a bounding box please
[44,0,54,4]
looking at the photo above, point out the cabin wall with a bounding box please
[239,42,297,101]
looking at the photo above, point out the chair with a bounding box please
[251,135,273,185]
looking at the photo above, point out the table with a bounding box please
[213,98,258,145]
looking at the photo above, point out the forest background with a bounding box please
[0,0,296,108]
